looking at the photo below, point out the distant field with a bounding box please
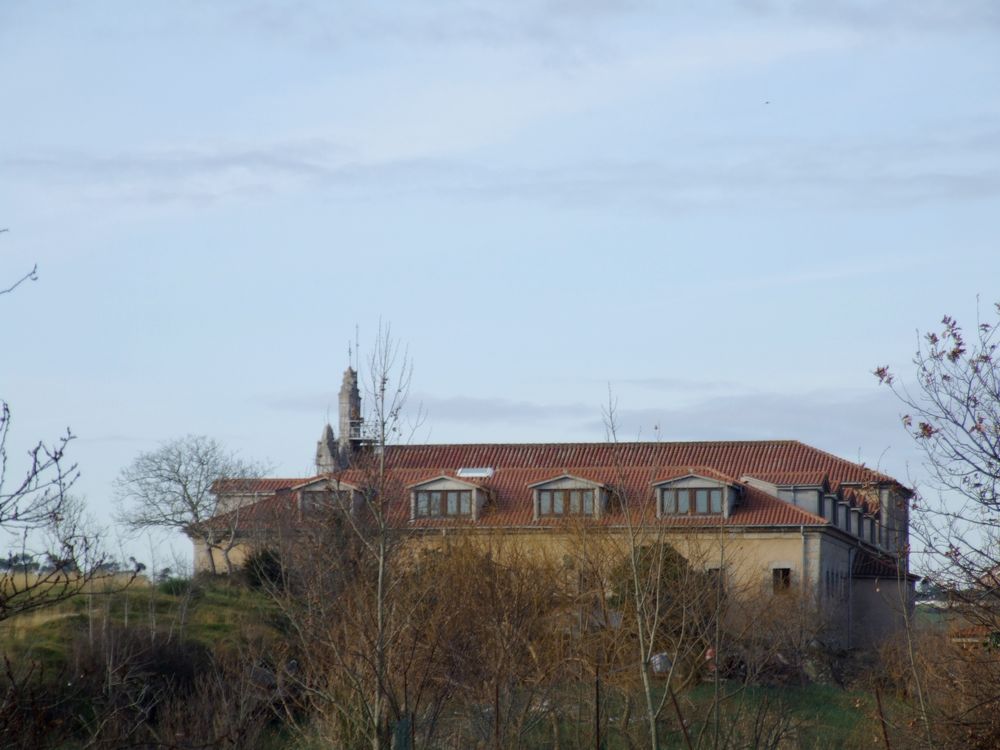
[0,570,147,597]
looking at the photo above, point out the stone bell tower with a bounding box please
[338,366,363,465]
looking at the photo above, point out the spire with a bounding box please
[315,423,337,474]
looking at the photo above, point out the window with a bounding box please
[301,490,352,512]
[661,487,723,515]
[772,568,792,593]
[415,489,472,518]
[538,489,595,516]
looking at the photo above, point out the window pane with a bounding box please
[417,492,428,516]
[447,491,458,515]
[540,491,551,515]
[696,489,709,513]
[430,491,441,516]
[710,489,722,514]
[583,490,594,515]
[662,490,675,514]
[772,568,791,592]
[570,490,580,514]
[677,490,690,513]
[553,490,564,515]
[460,491,471,514]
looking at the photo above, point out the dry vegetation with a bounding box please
[1,540,921,750]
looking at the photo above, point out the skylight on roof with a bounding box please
[457,467,494,478]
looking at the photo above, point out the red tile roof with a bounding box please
[206,440,904,532]
[378,441,894,488]
[213,477,313,494]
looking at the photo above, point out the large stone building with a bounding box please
[197,367,914,648]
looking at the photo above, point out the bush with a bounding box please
[157,577,194,596]
[243,549,284,591]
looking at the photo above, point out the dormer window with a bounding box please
[415,489,473,518]
[529,475,606,520]
[661,487,723,515]
[300,489,353,513]
[538,489,595,517]
[653,474,735,518]
[295,478,361,515]
[409,476,486,521]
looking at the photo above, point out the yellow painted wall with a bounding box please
[199,525,805,596]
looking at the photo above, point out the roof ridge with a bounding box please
[387,439,802,448]
[787,440,894,481]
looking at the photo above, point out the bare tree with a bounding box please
[1,255,116,621]
[261,324,422,750]
[115,435,266,575]
[603,398,722,750]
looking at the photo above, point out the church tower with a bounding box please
[338,366,363,465]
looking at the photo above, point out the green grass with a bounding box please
[646,679,898,750]
[0,575,284,667]
[513,679,883,749]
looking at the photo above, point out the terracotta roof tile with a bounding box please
[205,440,903,532]
[213,477,316,494]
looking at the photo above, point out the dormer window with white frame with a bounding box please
[653,474,735,518]
[415,489,473,518]
[296,478,360,514]
[409,476,486,521]
[538,488,595,516]
[529,475,606,520]
[661,487,723,515]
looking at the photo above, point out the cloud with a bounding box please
[593,387,918,476]
[220,0,655,56]
[7,132,1000,211]
[737,0,1000,32]
[607,377,742,392]
[263,390,596,423]
[220,1,1000,57]
[415,394,595,423]
[5,111,1000,211]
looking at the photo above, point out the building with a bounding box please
[196,367,914,648]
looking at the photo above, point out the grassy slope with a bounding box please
[0,576,284,669]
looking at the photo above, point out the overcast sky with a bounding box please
[2,1,998,566]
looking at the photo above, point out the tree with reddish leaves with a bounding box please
[875,303,1000,593]
[876,301,1000,749]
